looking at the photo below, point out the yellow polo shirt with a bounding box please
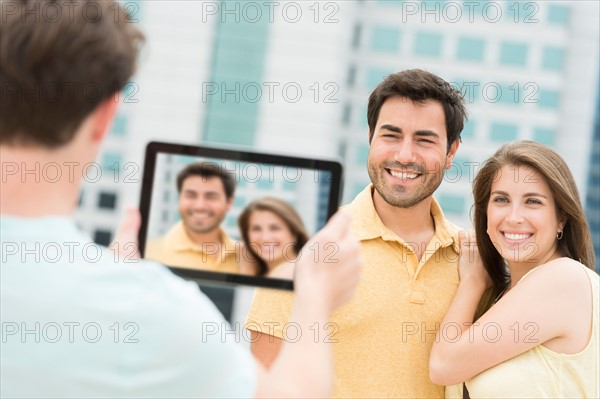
[246,185,461,398]
[145,221,240,274]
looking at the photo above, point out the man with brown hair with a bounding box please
[247,69,467,398]
[0,1,362,397]
[146,162,241,273]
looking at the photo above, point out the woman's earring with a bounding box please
[556,230,563,240]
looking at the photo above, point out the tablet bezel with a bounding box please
[138,141,343,290]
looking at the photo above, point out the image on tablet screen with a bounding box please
[139,143,341,289]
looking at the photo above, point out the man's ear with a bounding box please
[90,93,119,143]
[445,139,460,169]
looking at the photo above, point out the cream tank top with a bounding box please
[459,264,600,398]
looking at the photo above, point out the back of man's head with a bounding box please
[0,0,144,148]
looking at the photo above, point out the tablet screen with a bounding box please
[138,142,343,290]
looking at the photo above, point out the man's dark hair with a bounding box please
[367,69,467,151]
[0,1,144,148]
[176,163,236,199]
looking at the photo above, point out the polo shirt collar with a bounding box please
[349,185,460,253]
[165,221,236,256]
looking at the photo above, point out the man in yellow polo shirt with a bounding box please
[246,69,467,398]
[146,163,240,274]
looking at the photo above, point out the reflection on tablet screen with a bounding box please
[139,142,342,290]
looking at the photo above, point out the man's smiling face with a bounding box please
[367,96,458,208]
[178,176,232,235]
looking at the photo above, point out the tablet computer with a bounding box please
[138,141,343,290]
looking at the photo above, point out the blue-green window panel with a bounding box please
[203,5,270,146]
[371,27,401,52]
[542,47,565,71]
[101,152,122,170]
[366,68,394,90]
[490,123,518,141]
[533,128,556,146]
[173,211,181,222]
[547,4,569,26]
[361,105,370,129]
[352,182,369,198]
[499,42,528,67]
[414,32,443,58]
[256,178,274,190]
[456,37,485,62]
[437,194,466,214]
[357,144,370,165]
[236,177,247,188]
[453,78,480,103]
[283,179,297,192]
[206,89,263,111]
[176,155,197,166]
[376,0,405,6]
[233,196,245,208]
[538,90,560,109]
[204,113,259,146]
[461,120,476,139]
[212,50,268,78]
[225,216,237,230]
[448,156,473,184]
[451,156,473,171]
[110,114,127,136]
[498,83,522,106]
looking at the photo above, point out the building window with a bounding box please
[98,192,117,210]
[437,194,466,214]
[110,114,128,137]
[347,64,356,87]
[366,68,394,89]
[490,123,518,141]
[451,156,473,183]
[376,0,404,5]
[533,128,555,146]
[352,23,362,49]
[414,32,443,58]
[453,78,480,103]
[538,90,560,109]
[101,152,122,171]
[542,47,565,71]
[499,42,528,67]
[357,144,370,165]
[547,4,569,26]
[371,26,400,52]
[498,83,522,106]
[256,178,274,190]
[283,179,297,192]
[353,182,369,198]
[342,103,352,126]
[461,120,476,139]
[456,37,485,62]
[93,230,112,246]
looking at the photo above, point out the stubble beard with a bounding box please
[182,211,225,235]
[368,161,445,208]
